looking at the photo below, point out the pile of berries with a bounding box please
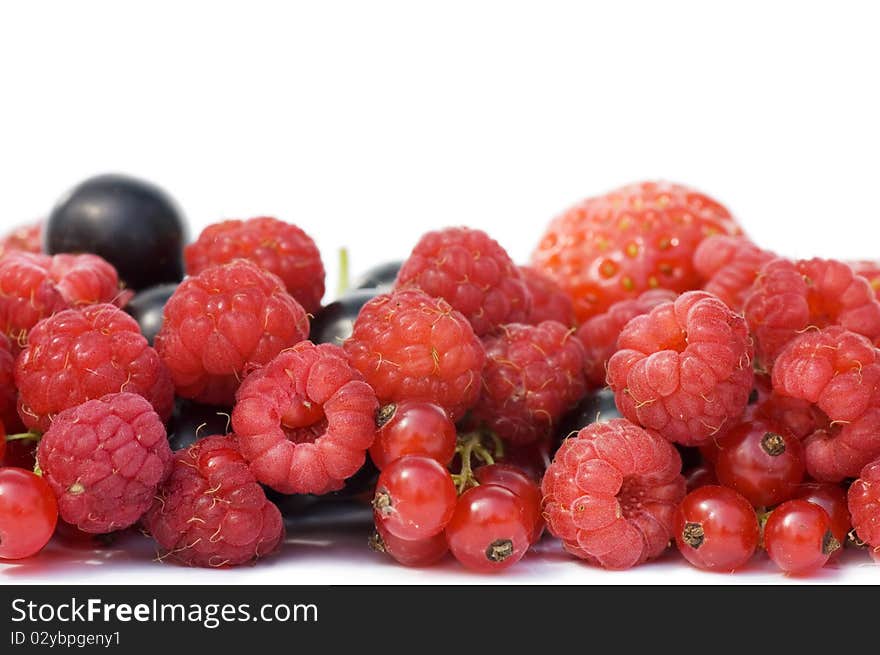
[2,174,880,578]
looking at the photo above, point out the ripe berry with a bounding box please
[846,458,880,559]
[0,333,18,432]
[714,419,805,508]
[474,463,543,543]
[353,261,403,291]
[685,463,718,493]
[46,174,187,290]
[369,522,448,567]
[795,482,851,551]
[0,423,5,463]
[0,467,59,559]
[445,484,532,572]
[674,486,759,572]
[519,265,575,327]
[373,456,457,541]
[166,399,232,452]
[0,221,42,257]
[370,401,457,470]
[124,283,177,345]
[764,500,840,574]
[693,235,775,311]
[310,289,378,345]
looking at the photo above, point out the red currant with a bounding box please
[714,419,804,507]
[369,522,448,567]
[0,435,38,469]
[0,467,59,560]
[795,482,851,551]
[0,422,6,462]
[685,462,717,493]
[674,485,759,572]
[764,500,839,574]
[445,484,531,573]
[370,402,457,470]
[496,437,551,481]
[474,463,544,543]
[373,455,457,540]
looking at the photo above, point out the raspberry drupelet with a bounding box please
[36,393,173,534]
[232,341,379,495]
[185,217,325,314]
[343,289,486,420]
[154,259,310,405]
[772,326,880,482]
[848,456,880,561]
[532,181,741,322]
[0,221,42,257]
[471,321,587,445]
[848,261,880,301]
[143,435,284,567]
[519,266,576,327]
[693,235,776,311]
[0,251,129,347]
[606,291,754,446]
[15,304,174,433]
[576,289,677,389]
[542,419,686,569]
[746,373,826,441]
[0,333,20,431]
[743,257,880,370]
[395,227,531,336]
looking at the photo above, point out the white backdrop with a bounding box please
[1,1,879,584]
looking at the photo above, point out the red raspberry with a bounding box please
[519,266,575,327]
[693,235,776,311]
[576,289,677,389]
[143,435,283,567]
[155,260,309,405]
[344,289,485,419]
[849,260,880,301]
[746,373,825,440]
[232,341,378,494]
[15,304,173,433]
[848,456,880,559]
[184,217,325,314]
[744,258,880,370]
[532,181,741,322]
[0,333,20,431]
[606,291,754,446]
[772,326,880,481]
[395,227,530,336]
[472,321,587,445]
[0,251,129,346]
[0,221,42,257]
[36,392,172,533]
[542,418,685,569]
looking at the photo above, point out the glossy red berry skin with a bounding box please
[445,484,531,572]
[373,456,457,540]
[764,500,840,574]
[674,486,759,572]
[369,402,457,470]
[0,422,5,462]
[475,464,544,543]
[714,419,805,508]
[0,467,59,559]
[371,522,448,567]
[795,482,851,552]
[685,463,718,493]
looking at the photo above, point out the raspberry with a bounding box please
[472,321,586,445]
[532,181,741,322]
[155,260,309,405]
[519,266,575,327]
[746,373,825,441]
[576,289,677,389]
[0,221,42,257]
[541,418,685,569]
[606,291,754,446]
[772,326,880,481]
[185,217,325,314]
[744,258,880,369]
[0,333,20,431]
[232,341,379,494]
[15,304,173,433]
[693,235,776,311]
[0,251,129,346]
[143,435,283,567]
[36,392,172,533]
[848,457,880,559]
[344,289,485,419]
[849,260,880,300]
[395,227,530,336]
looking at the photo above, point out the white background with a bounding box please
[1,1,879,584]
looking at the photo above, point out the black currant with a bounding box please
[309,289,378,345]
[124,283,177,345]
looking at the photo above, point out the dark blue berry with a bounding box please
[309,289,378,345]
[353,260,402,290]
[124,283,177,345]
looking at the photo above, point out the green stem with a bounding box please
[336,247,350,297]
[5,431,41,443]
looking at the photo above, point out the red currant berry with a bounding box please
[369,402,457,470]
[0,437,38,469]
[795,482,851,551]
[497,437,551,481]
[764,500,840,574]
[685,463,718,493]
[674,485,759,572]
[0,467,59,559]
[373,455,457,540]
[0,422,6,462]
[714,419,804,507]
[445,484,531,572]
[369,522,448,567]
[475,463,544,543]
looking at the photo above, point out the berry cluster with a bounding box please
[2,174,880,580]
